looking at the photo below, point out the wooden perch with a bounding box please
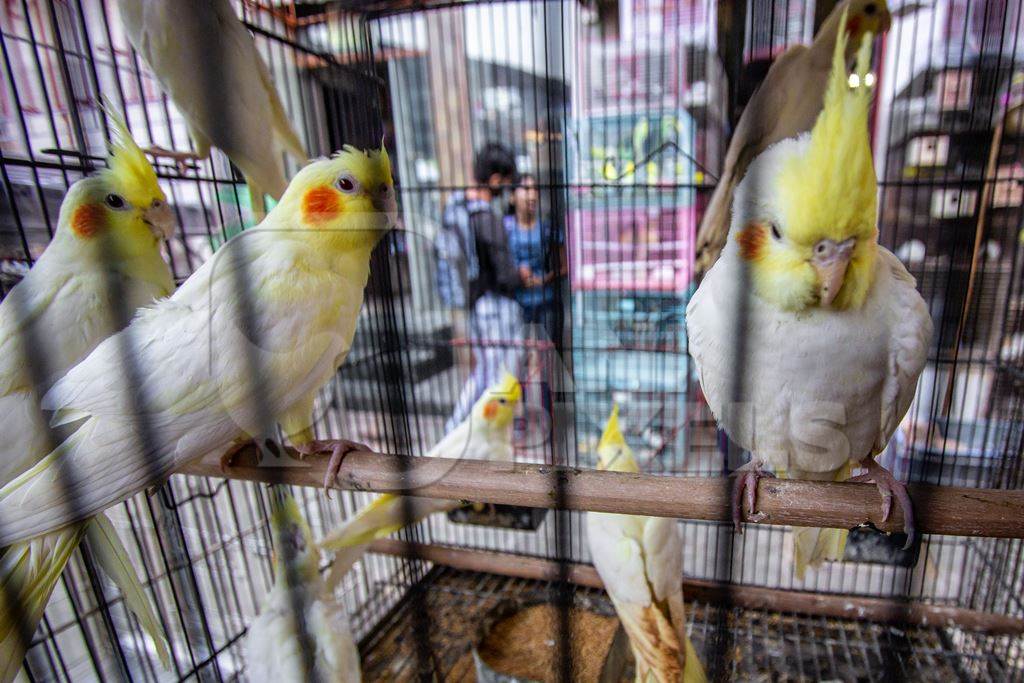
[180,446,1024,539]
[366,539,1024,636]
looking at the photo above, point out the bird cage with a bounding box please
[0,0,1022,682]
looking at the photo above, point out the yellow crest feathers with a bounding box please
[598,404,626,452]
[335,144,393,186]
[597,404,638,472]
[775,14,878,248]
[491,371,522,404]
[100,102,163,204]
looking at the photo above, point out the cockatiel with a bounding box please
[0,146,396,550]
[0,110,174,681]
[116,0,307,217]
[686,23,931,577]
[586,406,706,683]
[694,0,891,277]
[319,373,521,577]
[243,493,361,683]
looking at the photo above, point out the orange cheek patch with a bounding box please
[71,204,106,238]
[301,186,340,225]
[483,401,498,420]
[736,223,767,261]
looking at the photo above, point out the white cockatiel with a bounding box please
[244,493,361,683]
[0,146,397,548]
[0,112,174,485]
[586,406,706,683]
[694,0,891,277]
[687,24,932,574]
[0,110,174,681]
[116,0,307,216]
[319,373,522,577]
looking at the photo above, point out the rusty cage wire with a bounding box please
[0,0,1022,681]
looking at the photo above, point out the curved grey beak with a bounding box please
[372,190,399,230]
[811,237,855,307]
[143,201,175,240]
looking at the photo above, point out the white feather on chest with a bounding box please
[687,247,931,474]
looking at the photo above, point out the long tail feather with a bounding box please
[682,631,707,683]
[0,526,86,683]
[320,495,454,552]
[324,545,367,593]
[86,514,170,668]
[793,526,849,581]
[320,495,457,587]
[789,462,853,580]
[613,598,690,683]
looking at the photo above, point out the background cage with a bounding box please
[0,0,1022,681]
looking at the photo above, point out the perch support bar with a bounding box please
[365,539,1024,636]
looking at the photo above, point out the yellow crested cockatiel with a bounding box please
[694,0,891,277]
[0,147,396,555]
[586,406,706,683]
[0,109,174,680]
[244,493,361,682]
[319,373,521,577]
[687,23,931,578]
[116,0,307,218]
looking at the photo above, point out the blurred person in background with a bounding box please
[505,174,566,421]
[441,143,528,432]
[505,173,565,344]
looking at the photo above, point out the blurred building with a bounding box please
[872,0,1024,432]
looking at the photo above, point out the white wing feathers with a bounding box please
[588,512,696,682]
[876,249,932,451]
[118,0,306,199]
[0,235,364,545]
[641,516,684,605]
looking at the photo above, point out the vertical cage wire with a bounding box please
[0,0,1023,681]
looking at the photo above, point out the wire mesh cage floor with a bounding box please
[356,566,1018,682]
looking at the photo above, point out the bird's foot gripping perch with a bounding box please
[731,459,774,533]
[294,439,372,494]
[219,438,293,473]
[143,145,203,174]
[849,455,916,549]
[220,439,262,473]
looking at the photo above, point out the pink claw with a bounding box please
[849,456,916,549]
[731,461,773,534]
[295,439,371,497]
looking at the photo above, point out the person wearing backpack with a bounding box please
[438,143,530,432]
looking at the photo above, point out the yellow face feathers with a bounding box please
[476,372,521,429]
[286,145,396,248]
[596,404,638,473]
[737,18,879,312]
[336,144,393,189]
[59,108,174,267]
[494,371,522,404]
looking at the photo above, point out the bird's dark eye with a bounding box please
[497,398,507,405]
[105,193,127,209]
[864,3,877,15]
[770,223,782,240]
[336,176,356,193]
